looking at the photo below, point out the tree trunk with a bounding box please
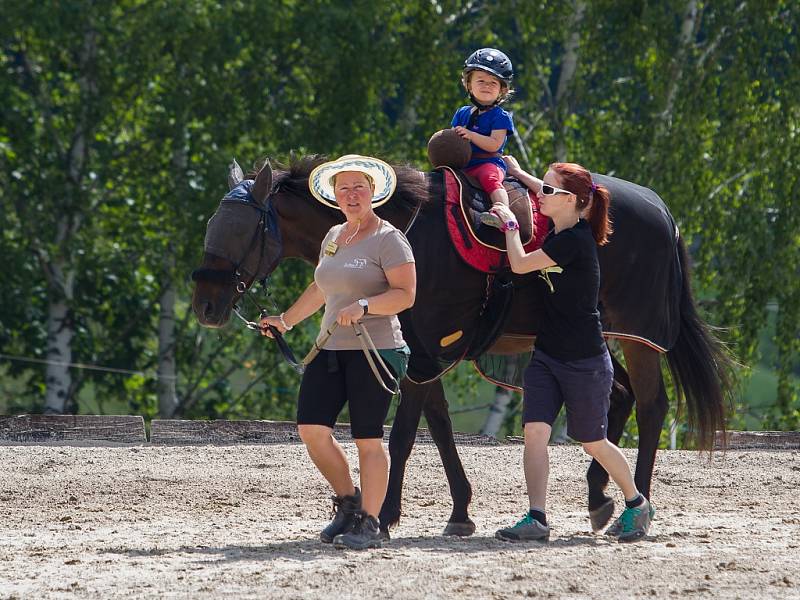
[480,360,519,437]
[42,27,96,414]
[646,0,700,170]
[43,258,74,414]
[157,252,179,418]
[553,0,585,162]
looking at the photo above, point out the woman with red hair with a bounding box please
[491,157,653,543]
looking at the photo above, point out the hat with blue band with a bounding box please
[308,154,397,210]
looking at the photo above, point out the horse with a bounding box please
[191,155,733,537]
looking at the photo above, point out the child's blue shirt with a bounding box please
[451,105,514,170]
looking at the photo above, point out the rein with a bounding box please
[232,283,304,374]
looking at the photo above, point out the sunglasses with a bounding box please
[539,183,572,196]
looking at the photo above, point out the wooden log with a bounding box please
[0,415,146,444]
[715,430,800,450]
[150,419,514,446]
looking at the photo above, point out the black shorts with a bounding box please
[297,349,395,439]
[522,348,613,443]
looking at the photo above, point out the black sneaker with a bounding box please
[320,487,361,543]
[333,511,382,550]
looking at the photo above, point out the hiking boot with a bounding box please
[333,511,382,550]
[606,499,654,542]
[320,487,361,543]
[495,513,550,542]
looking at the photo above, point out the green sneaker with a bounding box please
[607,499,654,542]
[496,513,550,542]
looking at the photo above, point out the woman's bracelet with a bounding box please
[279,312,293,331]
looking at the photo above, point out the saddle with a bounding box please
[440,166,549,273]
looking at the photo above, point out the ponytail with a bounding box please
[587,183,612,246]
[549,162,613,246]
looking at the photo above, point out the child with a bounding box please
[451,48,515,229]
[491,160,654,543]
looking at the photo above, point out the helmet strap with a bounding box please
[469,93,498,110]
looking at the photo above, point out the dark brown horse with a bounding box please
[191,156,733,537]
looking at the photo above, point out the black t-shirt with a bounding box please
[535,219,606,361]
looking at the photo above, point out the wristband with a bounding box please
[500,220,520,233]
[279,312,293,331]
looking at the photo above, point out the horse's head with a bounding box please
[191,159,282,327]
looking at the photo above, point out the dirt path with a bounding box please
[0,443,798,599]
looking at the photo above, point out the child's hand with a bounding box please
[454,126,472,141]
[503,155,521,175]
[492,204,516,223]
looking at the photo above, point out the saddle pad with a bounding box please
[442,167,549,273]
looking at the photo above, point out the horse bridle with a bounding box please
[191,183,304,373]
[191,182,280,288]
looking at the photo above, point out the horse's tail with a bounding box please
[665,238,736,450]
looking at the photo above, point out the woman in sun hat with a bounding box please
[260,154,416,550]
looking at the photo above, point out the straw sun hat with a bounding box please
[308,154,397,210]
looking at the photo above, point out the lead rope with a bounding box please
[301,321,400,395]
[353,322,401,396]
[301,322,339,368]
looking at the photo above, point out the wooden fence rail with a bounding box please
[714,430,800,450]
[149,419,510,446]
[2,417,798,450]
[0,415,145,444]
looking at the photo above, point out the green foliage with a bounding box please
[1,1,798,433]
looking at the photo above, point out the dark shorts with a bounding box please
[297,349,395,439]
[522,349,613,443]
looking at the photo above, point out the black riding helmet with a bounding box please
[463,48,513,83]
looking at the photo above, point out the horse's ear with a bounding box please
[251,158,273,206]
[227,158,244,190]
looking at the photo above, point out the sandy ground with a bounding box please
[0,442,798,599]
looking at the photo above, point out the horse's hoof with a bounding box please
[379,529,391,542]
[443,519,476,537]
[589,499,615,532]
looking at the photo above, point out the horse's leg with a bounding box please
[620,340,669,500]
[378,377,425,537]
[587,350,635,531]
[421,379,475,536]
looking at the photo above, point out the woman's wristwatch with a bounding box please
[357,298,369,316]
[500,220,520,233]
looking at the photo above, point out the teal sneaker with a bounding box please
[496,513,550,542]
[606,499,654,542]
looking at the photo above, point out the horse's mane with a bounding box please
[268,153,431,210]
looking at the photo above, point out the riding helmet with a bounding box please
[463,48,513,83]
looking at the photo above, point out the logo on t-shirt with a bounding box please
[343,258,367,269]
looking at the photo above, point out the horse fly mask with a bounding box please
[192,179,283,294]
[191,179,305,372]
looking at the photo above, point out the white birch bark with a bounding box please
[647,0,700,165]
[480,360,519,438]
[157,261,179,418]
[553,0,585,162]
[42,27,96,413]
[43,259,74,414]
[156,125,189,418]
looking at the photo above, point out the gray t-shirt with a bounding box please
[314,220,415,350]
